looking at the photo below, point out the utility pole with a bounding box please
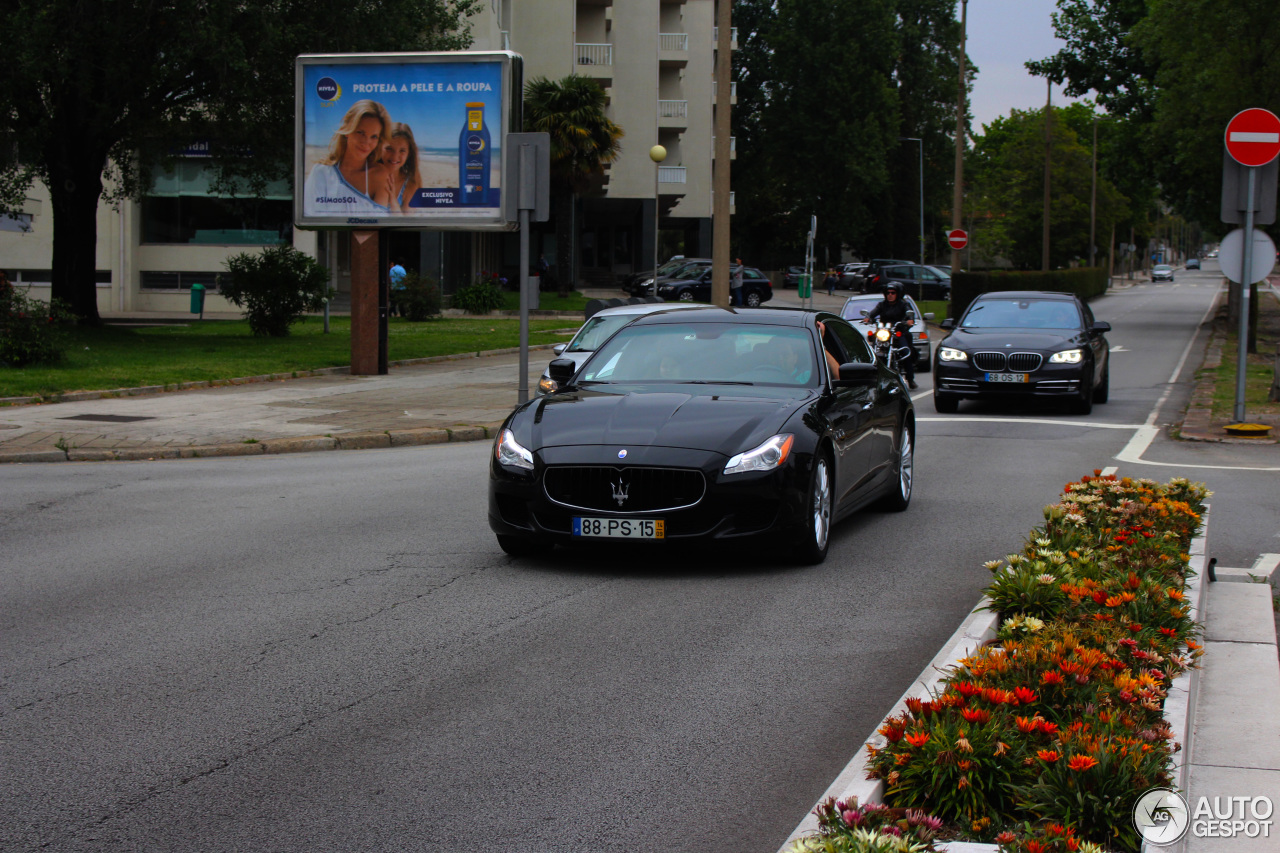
[1090,117,1097,268]
[951,0,968,275]
[1042,79,1052,272]
[712,0,732,306]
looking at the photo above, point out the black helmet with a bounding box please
[884,282,902,295]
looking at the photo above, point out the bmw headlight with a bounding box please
[939,347,968,362]
[494,428,534,470]
[1049,349,1083,364]
[724,434,794,475]
[640,278,654,287]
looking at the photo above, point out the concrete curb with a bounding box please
[779,512,1213,852]
[0,425,504,464]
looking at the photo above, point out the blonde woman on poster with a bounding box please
[303,99,393,216]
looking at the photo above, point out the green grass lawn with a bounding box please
[1208,289,1280,420]
[1,316,578,399]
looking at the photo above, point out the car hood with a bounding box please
[519,387,808,456]
[941,327,1085,350]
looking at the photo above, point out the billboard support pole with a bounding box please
[350,231,381,375]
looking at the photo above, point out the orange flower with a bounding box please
[1041,671,1064,686]
[879,722,905,743]
[995,831,1016,844]
[1037,720,1059,735]
[962,708,991,724]
[1104,595,1125,607]
[1027,841,1046,853]
[1015,715,1038,733]
[1046,823,1067,837]
[1037,749,1060,762]
[1067,754,1100,771]
[904,731,930,748]
[957,759,973,770]
[1014,686,1039,705]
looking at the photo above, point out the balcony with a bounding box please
[658,99,688,128]
[712,81,738,105]
[712,27,739,49]
[576,43,613,83]
[712,136,737,160]
[659,32,688,65]
[658,165,687,187]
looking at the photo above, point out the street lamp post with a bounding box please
[649,144,667,297]
[900,137,924,265]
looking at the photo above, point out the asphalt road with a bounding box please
[2,265,1276,852]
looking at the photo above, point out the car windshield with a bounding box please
[671,264,710,280]
[961,299,1080,329]
[565,315,636,353]
[841,296,919,322]
[656,258,689,275]
[1154,265,1172,271]
[579,322,819,387]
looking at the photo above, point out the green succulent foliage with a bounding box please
[220,245,329,337]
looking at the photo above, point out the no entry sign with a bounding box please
[947,229,968,250]
[1225,108,1280,167]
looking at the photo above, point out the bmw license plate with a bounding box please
[985,372,1028,383]
[573,518,664,539]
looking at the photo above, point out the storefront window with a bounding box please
[142,161,292,245]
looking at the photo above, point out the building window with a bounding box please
[140,271,222,291]
[141,160,293,245]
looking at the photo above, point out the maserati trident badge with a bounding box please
[611,476,630,507]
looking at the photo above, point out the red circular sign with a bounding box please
[947,229,968,250]
[1225,108,1280,167]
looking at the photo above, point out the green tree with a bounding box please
[968,104,1128,269]
[522,75,624,297]
[0,0,479,324]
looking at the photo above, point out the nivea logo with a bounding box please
[467,134,486,154]
[316,77,339,101]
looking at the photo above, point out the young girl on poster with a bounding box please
[303,99,393,216]
[376,123,423,214]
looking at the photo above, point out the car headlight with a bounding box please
[640,278,654,287]
[494,428,534,470]
[1049,349,1083,364]
[939,347,968,362]
[537,376,558,395]
[724,434,794,475]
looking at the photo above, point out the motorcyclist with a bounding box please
[863,282,917,389]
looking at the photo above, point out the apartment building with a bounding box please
[470,0,734,285]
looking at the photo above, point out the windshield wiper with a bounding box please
[681,380,754,385]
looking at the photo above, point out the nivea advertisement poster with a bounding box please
[296,53,517,229]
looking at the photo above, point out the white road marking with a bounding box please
[919,417,1145,430]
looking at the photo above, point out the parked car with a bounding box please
[837,262,869,291]
[656,265,774,307]
[932,291,1111,415]
[840,292,934,371]
[536,302,708,395]
[1185,257,1201,270]
[1151,264,1175,282]
[782,265,809,288]
[857,259,913,292]
[864,264,952,300]
[623,257,712,295]
[489,306,916,564]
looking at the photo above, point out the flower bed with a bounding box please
[786,473,1210,853]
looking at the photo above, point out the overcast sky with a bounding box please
[966,0,1081,132]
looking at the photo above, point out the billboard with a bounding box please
[295,51,522,230]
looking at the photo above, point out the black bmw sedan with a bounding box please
[489,307,915,564]
[932,291,1111,415]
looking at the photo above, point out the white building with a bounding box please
[0,0,733,313]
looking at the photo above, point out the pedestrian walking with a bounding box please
[824,268,839,296]
[388,258,407,316]
[730,259,744,307]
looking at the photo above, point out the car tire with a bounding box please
[496,534,553,558]
[794,452,833,565]
[933,391,959,413]
[744,290,763,308]
[877,423,914,511]
[1093,364,1110,404]
[676,289,696,302]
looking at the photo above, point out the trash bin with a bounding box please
[189,283,206,317]
[797,274,812,299]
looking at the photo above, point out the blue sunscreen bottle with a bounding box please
[459,102,490,205]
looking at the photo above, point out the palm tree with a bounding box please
[523,75,624,296]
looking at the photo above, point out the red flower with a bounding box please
[1128,622,1144,632]
[954,681,982,697]
[1037,749,1061,762]
[1068,754,1100,771]
[1016,716,1038,733]
[1014,686,1038,705]
[1037,720,1059,735]
[904,731,930,748]
[961,707,991,724]
[1041,671,1064,686]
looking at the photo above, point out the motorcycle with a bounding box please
[863,312,916,374]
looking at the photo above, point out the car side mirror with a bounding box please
[548,358,577,387]
[1091,321,1112,334]
[833,362,878,386]
[923,312,935,321]
[940,318,955,330]
[553,343,567,355]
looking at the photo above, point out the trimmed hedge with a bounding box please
[950,268,1109,322]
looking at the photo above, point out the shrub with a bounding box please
[451,271,506,314]
[397,272,442,321]
[0,276,74,367]
[220,245,329,336]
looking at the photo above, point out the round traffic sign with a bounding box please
[1224,108,1280,167]
[947,228,968,250]
[1217,227,1277,284]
